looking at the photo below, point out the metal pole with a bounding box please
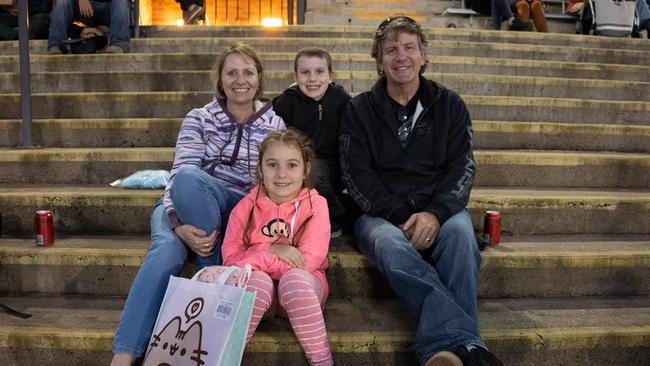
[297,0,304,24]
[134,0,140,38]
[288,0,293,25]
[18,0,33,148]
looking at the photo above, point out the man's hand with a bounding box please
[269,244,306,269]
[400,211,440,250]
[78,0,94,18]
[174,225,218,257]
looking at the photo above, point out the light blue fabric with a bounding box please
[118,170,171,189]
[112,167,242,357]
[353,210,485,365]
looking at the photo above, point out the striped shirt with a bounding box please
[164,98,286,227]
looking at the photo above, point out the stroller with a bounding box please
[577,0,637,36]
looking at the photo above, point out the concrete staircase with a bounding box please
[0,25,649,365]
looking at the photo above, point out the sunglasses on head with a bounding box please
[377,15,418,32]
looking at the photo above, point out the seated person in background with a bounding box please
[47,0,130,54]
[467,0,516,30]
[634,0,650,38]
[566,0,584,15]
[512,0,548,32]
[175,0,203,24]
[0,0,50,40]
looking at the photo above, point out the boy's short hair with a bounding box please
[293,47,333,73]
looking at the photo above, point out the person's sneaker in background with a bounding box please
[101,44,125,54]
[47,46,63,55]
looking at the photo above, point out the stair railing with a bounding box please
[18,0,33,148]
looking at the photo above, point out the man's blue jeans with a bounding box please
[112,166,242,357]
[47,0,130,52]
[491,0,514,30]
[354,210,485,365]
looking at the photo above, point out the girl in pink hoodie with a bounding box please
[221,129,333,366]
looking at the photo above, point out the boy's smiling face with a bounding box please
[294,56,332,102]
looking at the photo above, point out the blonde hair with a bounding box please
[214,43,265,101]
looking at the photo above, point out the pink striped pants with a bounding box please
[245,268,333,366]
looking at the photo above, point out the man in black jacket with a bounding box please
[339,16,503,366]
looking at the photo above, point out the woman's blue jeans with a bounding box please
[112,166,242,357]
[354,210,485,365]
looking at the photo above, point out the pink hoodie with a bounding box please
[221,186,330,294]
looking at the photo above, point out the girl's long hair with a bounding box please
[242,129,317,247]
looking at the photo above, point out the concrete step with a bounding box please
[0,148,647,188]
[3,25,650,55]
[0,235,648,298]
[0,186,647,235]
[474,121,650,154]
[134,25,650,52]
[3,119,648,154]
[2,38,649,67]
[4,71,650,103]
[0,294,647,365]
[3,53,650,84]
[2,92,649,125]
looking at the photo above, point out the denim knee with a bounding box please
[354,215,418,269]
[435,211,481,268]
[172,166,205,190]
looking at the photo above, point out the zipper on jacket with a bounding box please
[405,104,431,147]
[318,104,323,122]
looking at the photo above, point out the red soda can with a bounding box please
[483,210,501,246]
[34,210,54,247]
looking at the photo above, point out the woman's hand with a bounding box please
[269,244,306,269]
[174,225,218,257]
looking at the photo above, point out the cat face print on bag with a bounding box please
[143,297,207,366]
[261,218,291,241]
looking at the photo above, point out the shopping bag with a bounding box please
[142,274,255,366]
[593,0,636,36]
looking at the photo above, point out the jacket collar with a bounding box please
[369,75,443,108]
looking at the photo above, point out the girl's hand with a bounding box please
[174,224,218,257]
[269,244,306,269]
